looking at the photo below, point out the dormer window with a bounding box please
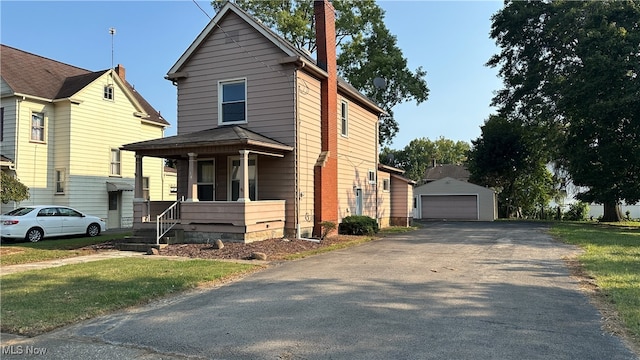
[219,79,246,124]
[104,85,114,100]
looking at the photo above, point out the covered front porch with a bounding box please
[122,126,294,243]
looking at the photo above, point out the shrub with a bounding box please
[338,215,379,236]
[319,221,336,240]
[564,202,590,221]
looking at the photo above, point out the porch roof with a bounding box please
[121,126,294,157]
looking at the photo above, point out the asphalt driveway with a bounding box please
[2,222,638,359]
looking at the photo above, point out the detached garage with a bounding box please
[414,177,496,221]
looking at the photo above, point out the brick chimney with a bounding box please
[115,64,126,81]
[313,0,339,237]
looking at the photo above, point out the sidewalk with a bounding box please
[0,251,146,276]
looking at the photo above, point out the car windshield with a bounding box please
[3,207,35,216]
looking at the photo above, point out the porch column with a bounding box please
[186,152,199,202]
[134,154,144,200]
[237,149,250,202]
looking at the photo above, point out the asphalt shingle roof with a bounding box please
[1,44,169,126]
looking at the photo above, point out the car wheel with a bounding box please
[87,223,101,237]
[26,228,44,242]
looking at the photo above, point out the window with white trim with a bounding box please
[382,178,390,192]
[340,100,348,136]
[55,169,65,193]
[104,85,114,100]
[219,79,246,124]
[31,112,45,142]
[197,160,215,201]
[368,170,376,184]
[142,177,150,200]
[229,156,257,201]
[110,149,121,176]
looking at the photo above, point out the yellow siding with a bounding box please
[376,170,392,228]
[337,94,378,222]
[2,72,165,223]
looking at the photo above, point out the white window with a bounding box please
[110,149,121,176]
[340,100,348,136]
[55,169,65,193]
[104,85,114,100]
[197,160,215,201]
[219,79,247,124]
[228,156,257,201]
[31,112,45,142]
[142,177,150,200]
[382,178,390,192]
[368,170,376,184]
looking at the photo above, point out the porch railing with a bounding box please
[156,198,182,245]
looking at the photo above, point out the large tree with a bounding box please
[212,0,429,146]
[488,0,640,221]
[466,115,556,218]
[380,137,470,183]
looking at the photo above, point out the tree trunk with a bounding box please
[601,201,623,222]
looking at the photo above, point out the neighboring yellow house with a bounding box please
[0,44,171,228]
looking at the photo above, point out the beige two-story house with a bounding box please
[122,0,413,242]
[0,45,171,228]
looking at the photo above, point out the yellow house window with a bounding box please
[31,112,45,142]
[382,178,390,192]
[110,149,121,176]
[55,169,65,193]
[143,177,150,200]
[104,85,114,100]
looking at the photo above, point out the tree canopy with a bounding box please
[466,115,556,218]
[213,0,429,146]
[380,137,470,183]
[487,0,640,221]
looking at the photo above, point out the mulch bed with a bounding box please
[157,236,360,261]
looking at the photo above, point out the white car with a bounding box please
[1,205,107,242]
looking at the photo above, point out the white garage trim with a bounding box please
[418,194,479,220]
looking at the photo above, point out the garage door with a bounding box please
[421,195,478,220]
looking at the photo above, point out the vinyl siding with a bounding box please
[0,80,17,163]
[62,74,165,218]
[376,170,391,228]
[295,71,322,235]
[336,94,378,222]
[12,98,54,205]
[1,72,165,223]
[176,11,297,147]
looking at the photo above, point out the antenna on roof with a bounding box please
[109,27,116,70]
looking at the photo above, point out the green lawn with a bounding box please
[0,258,257,336]
[0,232,130,265]
[550,222,640,346]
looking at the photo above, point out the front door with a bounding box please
[355,188,363,215]
[107,192,121,229]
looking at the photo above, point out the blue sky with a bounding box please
[1,0,503,150]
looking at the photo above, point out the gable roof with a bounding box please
[424,164,470,183]
[1,44,169,126]
[415,177,495,194]
[166,1,383,115]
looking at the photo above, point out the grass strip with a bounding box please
[550,222,640,345]
[0,258,257,336]
[0,233,130,266]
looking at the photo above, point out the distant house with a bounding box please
[122,0,414,243]
[424,161,470,183]
[0,45,171,228]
